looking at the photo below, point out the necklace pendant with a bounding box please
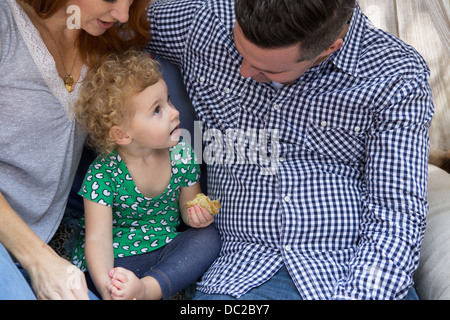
[64,75,75,92]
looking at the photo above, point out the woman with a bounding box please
[0,0,151,300]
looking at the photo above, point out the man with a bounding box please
[147,0,434,299]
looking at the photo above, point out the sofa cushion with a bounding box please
[414,164,450,299]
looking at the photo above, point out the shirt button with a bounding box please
[284,196,291,203]
[320,121,327,127]
[273,104,280,110]
[199,76,206,83]
[279,157,285,163]
[285,244,292,251]
[224,87,231,94]
[354,126,361,132]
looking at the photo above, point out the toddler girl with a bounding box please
[71,50,220,300]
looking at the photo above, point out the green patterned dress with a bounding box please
[71,142,200,272]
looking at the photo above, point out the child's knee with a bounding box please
[191,225,222,257]
[205,225,221,251]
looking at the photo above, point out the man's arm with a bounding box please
[147,0,203,65]
[333,77,434,299]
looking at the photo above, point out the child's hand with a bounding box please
[187,205,214,228]
[108,267,145,300]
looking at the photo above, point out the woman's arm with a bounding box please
[0,192,89,299]
[83,198,115,300]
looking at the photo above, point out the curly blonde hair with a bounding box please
[75,50,162,155]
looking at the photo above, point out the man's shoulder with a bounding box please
[358,23,429,79]
[185,0,235,27]
[152,0,234,22]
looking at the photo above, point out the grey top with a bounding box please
[0,0,87,243]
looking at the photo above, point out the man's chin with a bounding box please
[251,75,271,83]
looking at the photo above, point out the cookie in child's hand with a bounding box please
[186,193,221,215]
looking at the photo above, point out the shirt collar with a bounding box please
[328,3,366,76]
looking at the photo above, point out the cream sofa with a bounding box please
[415,165,450,299]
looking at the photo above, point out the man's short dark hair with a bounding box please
[235,0,356,60]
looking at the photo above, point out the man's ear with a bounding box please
[312,38,344,65]
[322,38,344,57]
[109,125,131,146]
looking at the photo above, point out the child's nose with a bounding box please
[170,104,180,121]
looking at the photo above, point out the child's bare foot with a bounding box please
[107,267,163,300]
[108,267,145,300]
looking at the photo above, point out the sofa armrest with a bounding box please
[414,164,450,299]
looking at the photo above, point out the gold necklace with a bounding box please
[41,19,78,93]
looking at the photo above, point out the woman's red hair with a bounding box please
[19,0,152,67]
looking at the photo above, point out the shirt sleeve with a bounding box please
[147,0,204,66]
[332,74,434,299]
[78,159,115,207]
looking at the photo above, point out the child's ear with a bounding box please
[109,126,131,146]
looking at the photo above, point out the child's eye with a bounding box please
[153,106,161,115]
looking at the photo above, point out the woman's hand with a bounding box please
[186,205,214,228]
[27,246,90,300]
[0,193,89,299]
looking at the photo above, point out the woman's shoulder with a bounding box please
[0,0,15,32]
[0,0,11,14]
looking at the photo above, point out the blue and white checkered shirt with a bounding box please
[147,0,434,299]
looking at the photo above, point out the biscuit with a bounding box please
[186,193,221,215]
